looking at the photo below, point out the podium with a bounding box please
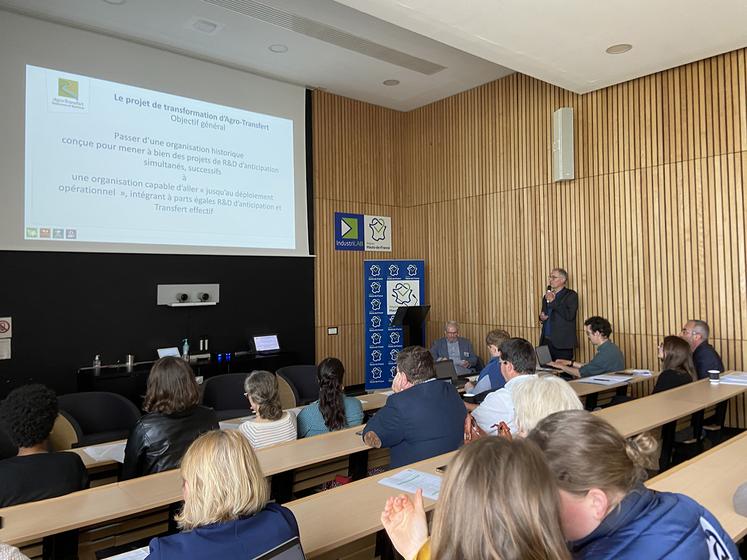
[391,305,430,348]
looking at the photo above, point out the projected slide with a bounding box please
[24,65,296,249]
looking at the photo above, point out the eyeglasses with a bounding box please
[548,275,562,279]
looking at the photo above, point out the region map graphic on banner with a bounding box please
[364,259,425,390]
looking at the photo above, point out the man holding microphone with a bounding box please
[539,268,578,361]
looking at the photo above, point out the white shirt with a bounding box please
[0,545,28,560]
[471,374,536,434]
[239,411,297,449]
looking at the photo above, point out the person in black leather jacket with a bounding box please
[121,357,218,480]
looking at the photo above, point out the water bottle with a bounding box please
[93,354,101,375]
[182,338,190,361]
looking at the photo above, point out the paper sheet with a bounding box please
[102,546,149,560]
[378,469,443,500]
[630,369,653,377]
[82,441,126,463]
[719,372,747,386]
[581,374,632,385]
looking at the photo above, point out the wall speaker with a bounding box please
[552,107,575,182]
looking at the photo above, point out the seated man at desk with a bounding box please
[680,319,725,379]
[548,316,625,378]
[362,346,466,468]
[430,321,478,375]
[0,384,89,507]
[470,338,537,434]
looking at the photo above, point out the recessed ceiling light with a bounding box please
[383,79,400,86]
[192,19,219,34]
[269,44,288,54]
[102,0,126,4]
[606,43,633,55]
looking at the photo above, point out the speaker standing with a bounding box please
[539,268,578,361]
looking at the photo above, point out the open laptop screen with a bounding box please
[254,334,280,353]
[252,537,305,560]
[434,359,457,381]
[535,345,553,366]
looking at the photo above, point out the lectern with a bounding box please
[391,305,430,347]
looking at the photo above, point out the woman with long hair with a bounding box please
[653,335,697,393]
[122,357,218,479]
[239,370,296,449]
[297,358,363,438]
[528,410,738,559]
[381,437,571,560]
[145,430,298,559]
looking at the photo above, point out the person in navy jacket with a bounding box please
[363,345,466,469]
[146,430,298,560]
[529,410,738,560]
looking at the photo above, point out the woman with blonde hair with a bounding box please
[145,430,298,559]
[511,373,583,436]
[381,437,570,560]
[240,370,297,449]
[528,410,738,559]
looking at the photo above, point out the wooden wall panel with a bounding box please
[314,48,747,384]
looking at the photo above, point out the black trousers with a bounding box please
[540,335,574,361]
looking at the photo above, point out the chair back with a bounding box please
[277,375,298,409]
[48,411,80,451]
[58,391,141,446]
[201,373,251,413]
[276,365,319,405]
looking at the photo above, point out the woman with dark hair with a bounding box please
[122,357,218,480]
[653,336,697,393]
[297,358,363,438]
[0,384,88,507]
[239,370,296,449]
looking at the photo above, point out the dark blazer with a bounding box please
[429,336,478,368]
[541,287,579,349]
[692,342,724,379]
[362,379,466,468]
[146,503,299,560]
[122,405,218,480]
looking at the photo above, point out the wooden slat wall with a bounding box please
[314,49,747,387]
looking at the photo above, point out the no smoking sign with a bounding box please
[0,317,12,338]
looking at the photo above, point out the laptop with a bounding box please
[253,334,281,355]
[434,359,468,389]
[252,537,306,560]
[535,345,553,366]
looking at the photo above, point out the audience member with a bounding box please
[463,328,510,395]
[430,321,478,374]
[122,357,218,480]
[380,437,570,560]
[653,336,696,393]
[363,346,465,468]
[145,430,298,559]
[470,338,536,434]
[549,316,624,378]
[297,358,363,438]
[240,370,297,449]
[680,320,724,379]
[528,410,738,560]
[539,267,579,361]
[512,374,583,436]
[0,384,88,507]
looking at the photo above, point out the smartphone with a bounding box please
[436,464,448,474]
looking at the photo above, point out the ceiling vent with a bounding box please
[203,0,447,75]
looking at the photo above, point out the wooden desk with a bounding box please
[287,453,449,558]
[570,371,657,409]
[69,391,390,470]
[594,378,747,437]
[647,431,747,541]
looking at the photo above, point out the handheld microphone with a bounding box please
[545,285,552,303]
